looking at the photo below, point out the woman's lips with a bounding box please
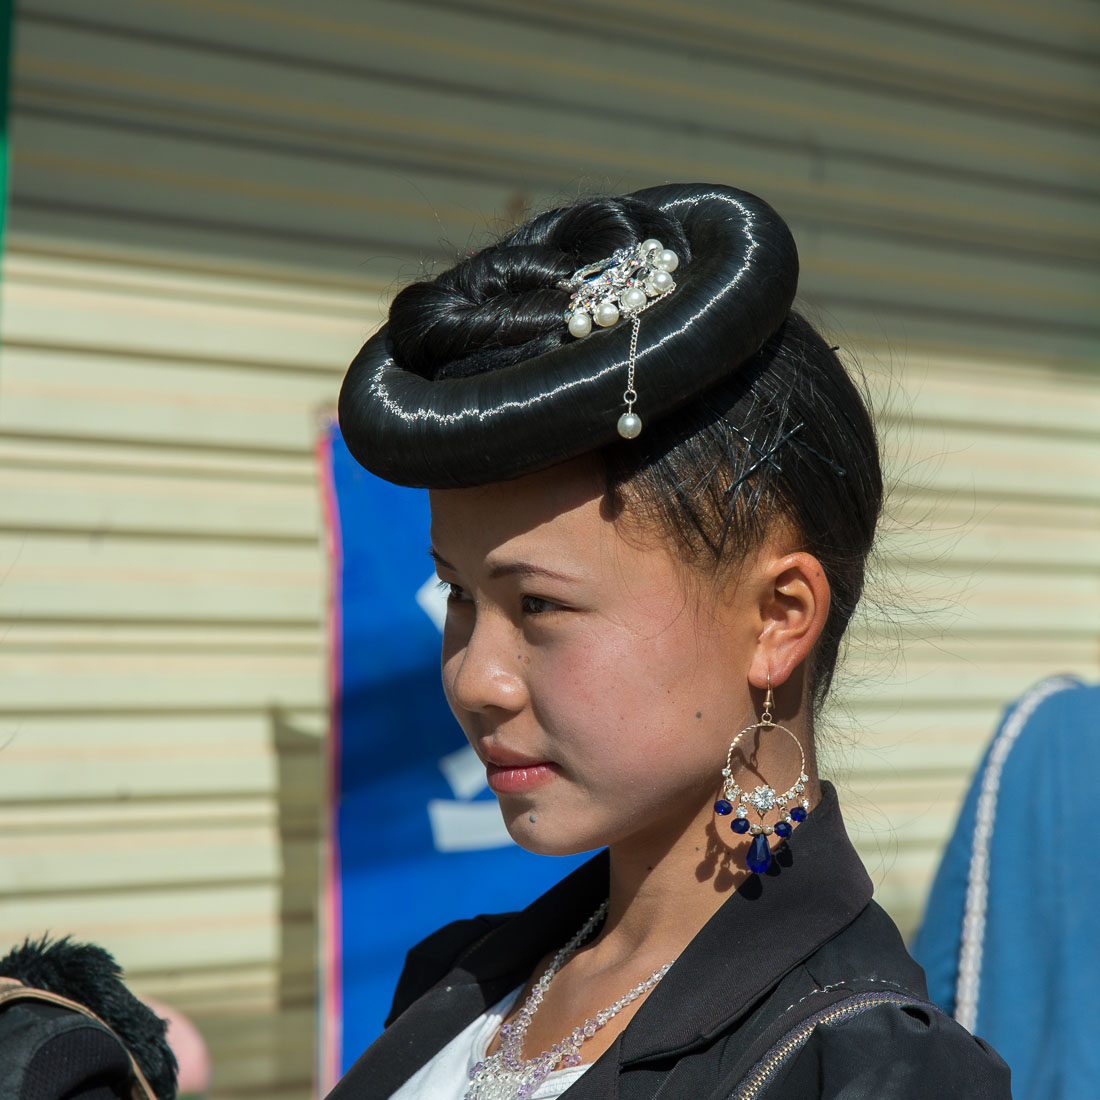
[485,760,558,795]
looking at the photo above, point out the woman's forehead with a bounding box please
[427,456,641,571]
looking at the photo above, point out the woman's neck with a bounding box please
[594,765,822,966]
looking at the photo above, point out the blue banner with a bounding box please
[321,424,588,1075]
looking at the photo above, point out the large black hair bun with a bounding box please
[338,182,798,488]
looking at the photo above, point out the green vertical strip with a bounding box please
[0,0,13,261]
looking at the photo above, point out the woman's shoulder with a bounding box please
[385,912,515,1026]
[765,992,1011,1099]
[719,899,1011,1098]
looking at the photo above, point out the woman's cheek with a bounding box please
[535,636,656,729]
[439,643,468,718]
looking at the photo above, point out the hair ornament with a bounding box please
[559,239,679,338]
[338,183,799,488]
[558,239,680,438]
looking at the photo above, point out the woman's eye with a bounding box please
[521,595,555,615]
[436,579,468,602]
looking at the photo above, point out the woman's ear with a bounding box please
[747,550,831,691]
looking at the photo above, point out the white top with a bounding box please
[388,986,590,1100]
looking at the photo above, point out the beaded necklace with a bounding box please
[464,900,673,1100]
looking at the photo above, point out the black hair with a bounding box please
[388,196,690,381]
[602,313,882,711]
[385,193,882,711]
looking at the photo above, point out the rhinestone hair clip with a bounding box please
[557,239,681,439]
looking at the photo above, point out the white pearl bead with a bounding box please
[654,249,679,272]
[639,238,662,254]
[567,310,592,338]
[617,412,642,439]
[646,270,674,294]
[619,286,647,311]
[594,301,620,327]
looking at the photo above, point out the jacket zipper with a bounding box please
[728,990,933,1100]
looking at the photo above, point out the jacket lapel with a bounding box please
[616,782,872,1065]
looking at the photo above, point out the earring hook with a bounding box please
[761,672,774,728]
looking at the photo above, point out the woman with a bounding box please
[328,184,1010,1099]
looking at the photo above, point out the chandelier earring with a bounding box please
[713,676,810,874]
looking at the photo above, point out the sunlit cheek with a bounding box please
[439,622,469,708]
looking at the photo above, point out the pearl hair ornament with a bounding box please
[557,239,680,438]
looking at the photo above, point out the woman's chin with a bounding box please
[501,810,601,858]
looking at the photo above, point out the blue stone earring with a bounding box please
[713,678,810,874]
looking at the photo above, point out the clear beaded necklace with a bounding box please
[464,900,673,1100]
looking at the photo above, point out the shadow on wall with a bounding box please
[270,705,324,1097]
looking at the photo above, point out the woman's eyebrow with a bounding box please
[486,561,581,585]
[429,547,580,585]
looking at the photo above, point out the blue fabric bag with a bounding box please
[912,678,1100,1100]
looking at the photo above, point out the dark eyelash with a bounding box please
[432,582,557,613]
[435,579,465,601]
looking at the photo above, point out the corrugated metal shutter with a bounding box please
[0,251,371,1094]
[1,1,1096,1094]
[0,0,11,250]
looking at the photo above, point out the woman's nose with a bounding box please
[444,615,526,715]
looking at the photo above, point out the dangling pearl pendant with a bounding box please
[556,238,685,444]
[617,411,642,439]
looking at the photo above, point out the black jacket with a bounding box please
[330,784,1011,1099]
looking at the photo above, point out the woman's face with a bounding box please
[428,457,764,858]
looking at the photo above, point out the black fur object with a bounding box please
[0,936,178,1100]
